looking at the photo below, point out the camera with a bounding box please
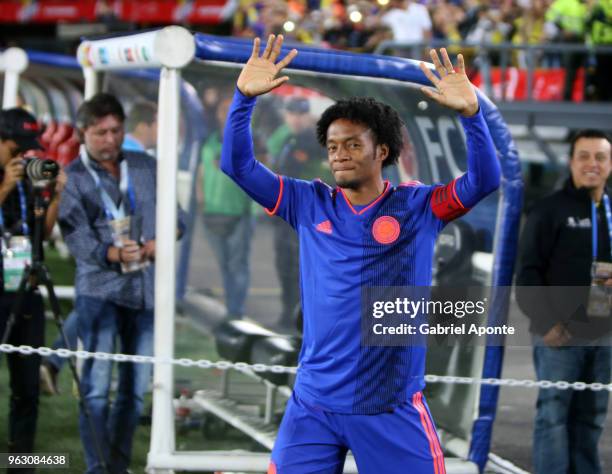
[22,157,60,182]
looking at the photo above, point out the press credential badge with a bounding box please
[2,236,32,291]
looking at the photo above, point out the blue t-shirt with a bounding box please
[122,134,146,153]
[221,89,500,414]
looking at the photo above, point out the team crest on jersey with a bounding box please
[372,216,400,244]
[315,220,333,234]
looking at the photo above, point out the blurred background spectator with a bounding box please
[123,101,158,155]
[588,0,612,100]
[197,91,256,321]
[381,0,432,44]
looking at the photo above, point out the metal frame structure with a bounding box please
[1,47,29,108]
[75,26,197,473]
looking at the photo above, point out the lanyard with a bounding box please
[80,146,136,221]
[592,193,612,261]
[0,182,29,236]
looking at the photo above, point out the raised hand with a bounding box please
[419,48,479,117]
[237,34,298,98]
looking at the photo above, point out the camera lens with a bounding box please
[24,158,60,181]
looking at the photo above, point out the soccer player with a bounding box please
[221,35,500,474]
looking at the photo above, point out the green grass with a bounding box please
[1,318,260,472]
[14,321,151,472]
[1,247,263,472]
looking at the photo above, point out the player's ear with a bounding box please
[376,143,389,163]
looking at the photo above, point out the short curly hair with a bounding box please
[316,97,403,168]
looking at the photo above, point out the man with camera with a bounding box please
[58,93,182,474]
[0,107,65,462]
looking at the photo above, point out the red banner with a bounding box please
[186,0,227,24]
[472,67,585,102]
[118,0,179,23]
[0,2,21,23]
[0,1,97,23]
[34,1,97,22]
[0,0,228,24]
[118,0,227,24]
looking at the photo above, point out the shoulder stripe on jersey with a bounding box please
[264,175,284,216]
[339,180,390,215]
[431,178,469,221]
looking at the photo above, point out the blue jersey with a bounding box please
[221,89,500,414]
[268,176,465,413]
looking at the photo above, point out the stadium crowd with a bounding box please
[230,0,611,52]
[227,0,612,100]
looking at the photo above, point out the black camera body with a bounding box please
[22,157,59,182]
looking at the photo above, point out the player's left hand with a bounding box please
[419,48,479,118]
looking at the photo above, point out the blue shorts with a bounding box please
[269,391,446,474]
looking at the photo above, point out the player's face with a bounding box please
[570,137,611,194]
[82,114,125,162]
[326,118,388,189]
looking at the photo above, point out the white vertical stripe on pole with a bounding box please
[2,72,20,109]
[148,66,179,472]
[82,67,99,100]
[1,48,28,109]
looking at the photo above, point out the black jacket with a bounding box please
[516,178,611,337]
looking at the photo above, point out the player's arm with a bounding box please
[220,35,298,210]
[419,48,500,219]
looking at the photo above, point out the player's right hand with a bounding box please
[237,34,298,97]
[0,157,25,193]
